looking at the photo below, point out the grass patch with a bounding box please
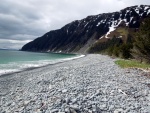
[115,60,150,69]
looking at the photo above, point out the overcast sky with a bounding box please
[0,0,149,49]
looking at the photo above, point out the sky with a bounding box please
[0,0,149,49]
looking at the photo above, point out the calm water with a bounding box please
[0,50,82,75]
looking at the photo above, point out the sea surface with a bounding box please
[0,50,83,75]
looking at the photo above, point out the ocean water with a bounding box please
[0,50,83,75]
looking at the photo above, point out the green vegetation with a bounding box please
[88,36,123,53]
[88,35,133,59]
[115,60,150,69]
[89,17,150,63]
[132,17,150,63]
[115,18,150,68]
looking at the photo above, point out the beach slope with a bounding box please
[0,54,149,113]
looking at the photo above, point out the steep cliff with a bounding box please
[21,5,150,53]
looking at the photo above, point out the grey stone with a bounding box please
[114,108,124,113]
[51,109,59,113]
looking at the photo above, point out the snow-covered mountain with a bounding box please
[21,5,150,53]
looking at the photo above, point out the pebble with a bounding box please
[70,104,80,110]
[51,109,59,113]
[0,54,149,112]
[114,108,124,113]
[62,89,68,93]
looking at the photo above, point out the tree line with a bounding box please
[88,17,150,63]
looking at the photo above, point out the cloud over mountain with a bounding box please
[0,0,149,49]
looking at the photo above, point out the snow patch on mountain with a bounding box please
[130,17,134,22]
[147,9,150,14]
[84,23,89,28]
[105,21,116,38]
[22,5,150,52]
[144,6,149,10]
[96,22,101,26]
[133,21,136,24]
[135,9,139,14]
[105,27,116,38]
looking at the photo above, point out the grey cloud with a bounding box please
[0,0,149,49]
[0,39,32,49]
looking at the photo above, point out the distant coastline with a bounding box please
[0,48,18,51]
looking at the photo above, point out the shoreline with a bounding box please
[0,54,149,113]
[0,54,85,78]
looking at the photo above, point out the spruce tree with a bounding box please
[132,17,150,63]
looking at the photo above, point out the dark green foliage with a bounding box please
[107,43,132,59]
[117,34,133,59]
[132,17,150,63]
[107,33,134,59]
[88,34,134,59]
[112,45,120,57]
[119,43,133,59]
[107,46,114,56]
[88,36,123,53]
[126,34,133,43]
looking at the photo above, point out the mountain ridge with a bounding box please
[21,5,150,53]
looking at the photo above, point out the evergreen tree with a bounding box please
[120,43,132,59]
[112,45,120,57]
[132,17,150,63]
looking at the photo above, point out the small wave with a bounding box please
[0,54,85,76]
[0,69,19,75]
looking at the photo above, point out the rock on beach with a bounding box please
[0,54,149,113]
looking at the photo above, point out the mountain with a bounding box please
[21,5,150,53]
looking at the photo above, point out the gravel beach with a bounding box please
[0,54,150,113]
